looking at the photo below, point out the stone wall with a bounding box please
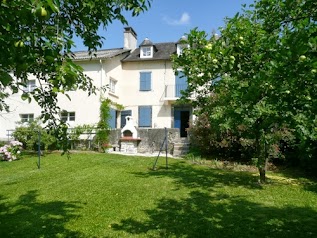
[108,128,181,154]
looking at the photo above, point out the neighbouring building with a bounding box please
[0,27,193,142]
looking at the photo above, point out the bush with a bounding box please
[0,141,23,161]
[188,113,250,159]
[13,119,57,151]
[188,113,296,164]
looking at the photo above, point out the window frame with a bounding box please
[139,71,152,91]
[177,43,189,56]
[20,113,34,123]
[109,77,117,94]
[140,46,153,58]
[61,111,76,122]
[23,80,36,92]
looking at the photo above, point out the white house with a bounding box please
[0,27,192,140]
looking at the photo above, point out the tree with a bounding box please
[0,0,151,151]
[172,0,317,182]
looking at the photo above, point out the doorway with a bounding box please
[174,108,190,137]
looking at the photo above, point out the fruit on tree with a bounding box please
[299,55,306,61]
[36,7,48,18]
[14,41,24,47]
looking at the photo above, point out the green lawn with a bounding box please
[0,152,317,238]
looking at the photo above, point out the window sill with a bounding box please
[109,92,119,98]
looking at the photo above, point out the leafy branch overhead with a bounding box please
[0,0,152,150]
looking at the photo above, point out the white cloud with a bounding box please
[163,12,191,26]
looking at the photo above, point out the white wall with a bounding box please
[0,53,128,140]
[121,60,175,128]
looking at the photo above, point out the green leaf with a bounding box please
[0,70,13,86]
[47,0,60,13]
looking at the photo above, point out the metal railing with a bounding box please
[164,84,187,99]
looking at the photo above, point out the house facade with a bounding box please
[0,27,192,141]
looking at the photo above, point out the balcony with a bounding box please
[163,84,190,103]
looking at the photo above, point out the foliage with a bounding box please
[95,98,111,147]
[0,0,152,151]
[0,140,23,161]
[172,0,317,182]
[188,112,255,159]
[69,124,95,141]
[13,119,57,151]
[0,153,317,237]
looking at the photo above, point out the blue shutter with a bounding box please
[108,108,116,129]
[175,72,187,97]
[174,109,181,129]
[139,106,152,127]
[140,72,151,91]
[121,110,132,128]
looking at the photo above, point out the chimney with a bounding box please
[124,27,137,50]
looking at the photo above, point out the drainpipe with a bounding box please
[99,59,103,99]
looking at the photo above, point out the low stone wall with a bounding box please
[108,128,180,154]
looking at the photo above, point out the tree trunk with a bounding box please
[259,167,266,183]
[258,156,268,183]
[255,125,268,184]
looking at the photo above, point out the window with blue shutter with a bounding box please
[108,108,116,129]
[138,106,152,127]
[140,72,151,91]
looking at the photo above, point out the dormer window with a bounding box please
[140,37,154,58]
[141,46,153,58]
[177,35,188,56]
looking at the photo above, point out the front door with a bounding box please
[174,108,190,137]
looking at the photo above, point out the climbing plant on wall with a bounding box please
[95,99,112,148]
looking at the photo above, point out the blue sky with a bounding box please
[73,0,255,51]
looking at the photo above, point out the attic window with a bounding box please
[177,35,188,56]
[141,46,153,58]
[140,37,154,58]
[177,44,187,56]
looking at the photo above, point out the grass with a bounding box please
[0,152,317,237]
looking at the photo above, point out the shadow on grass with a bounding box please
[269,167,317,194]
[0,190,84,238]
[113,190,317,238]
[139,161,262,191]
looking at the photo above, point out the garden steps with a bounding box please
[173,137,190,157]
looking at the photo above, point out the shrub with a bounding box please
[0,141,23,161]
[188,113,296,164]
[13,119,57,151]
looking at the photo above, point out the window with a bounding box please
[121,110,132,128]
[176,36,189,56]
[175,71,188,97]
[141,46,153,58]
[177,44,187,56]
[108,108,117,129]
[23,80,36,92]
[138,106,152,127]
[140,72,151,91]
[109,78,117,94]
[61,111,75,122]
[20,114,34,123]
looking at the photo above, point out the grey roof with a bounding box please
[139,38,154,46]
[73,48,131,61]
[122,42,176,62]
